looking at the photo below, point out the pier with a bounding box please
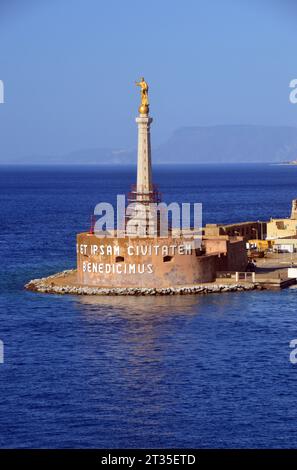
[216,252,297,290]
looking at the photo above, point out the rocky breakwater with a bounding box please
[25,270,262,296]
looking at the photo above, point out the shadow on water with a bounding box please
[74,294,200,317]
[73,291,245,321]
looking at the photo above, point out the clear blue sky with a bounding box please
[0,0,297,161]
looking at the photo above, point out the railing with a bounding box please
[127,184,162,204]
[216,271,236,279]
[216,271,256,282]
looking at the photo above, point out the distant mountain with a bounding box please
[63,148,136,164]
[15,148,135,165]
[155,125,297,163]
[7,125,297,164]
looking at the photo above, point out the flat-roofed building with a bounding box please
[273,236,297,253]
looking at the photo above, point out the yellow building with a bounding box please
[265,199,297,239]
[266,218,297,240]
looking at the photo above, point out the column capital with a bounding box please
[136,116,153,125]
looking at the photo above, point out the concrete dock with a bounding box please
[216,252,297,290]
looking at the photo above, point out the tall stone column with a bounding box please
[136,115,153,198]
[126,112,157,236]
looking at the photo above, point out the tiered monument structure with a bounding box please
[74,79,248,288]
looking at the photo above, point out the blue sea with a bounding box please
[1,164,297,448]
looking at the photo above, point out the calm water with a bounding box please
[1,164,297,448]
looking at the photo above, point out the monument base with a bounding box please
[76,233,217,288]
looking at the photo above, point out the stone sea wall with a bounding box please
[25,270,261,296]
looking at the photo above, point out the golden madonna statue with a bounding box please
[135,77,149,114]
